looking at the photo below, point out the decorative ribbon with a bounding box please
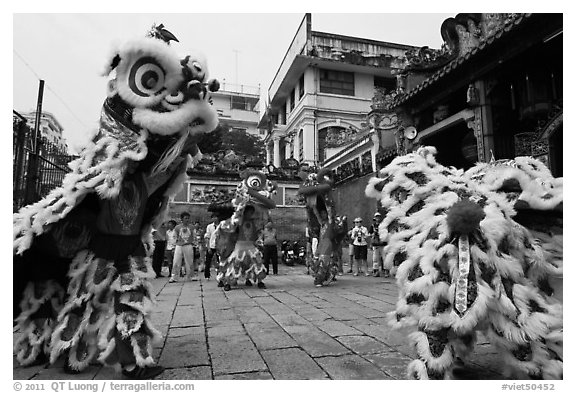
[455,234,470,315]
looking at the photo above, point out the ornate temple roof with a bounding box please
[392,13,534,107]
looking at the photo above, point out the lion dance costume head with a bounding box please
[365,146,562,379]
[13,24,220,375]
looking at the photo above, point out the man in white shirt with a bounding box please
[203,215,220,280]
[165,220,177,277]
[169,212,197,282]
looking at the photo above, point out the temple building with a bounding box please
[325,13,562,186]
[381,13,562,176]
[257,13,416,170]
[311,13,562,225]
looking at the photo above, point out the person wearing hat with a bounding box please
[369,212,388,277]
[350,217,369,276]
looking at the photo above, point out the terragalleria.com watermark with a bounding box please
[13,381,195,392]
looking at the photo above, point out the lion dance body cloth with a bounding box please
[365,146,562,379]
[215,170,277,291]
[298,168,340,287]
[13,24,220,374]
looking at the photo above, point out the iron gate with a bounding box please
[13,111,76,212]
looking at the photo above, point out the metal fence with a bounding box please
[13,111,76,212]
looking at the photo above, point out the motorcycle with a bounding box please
[281,240,296,266]
[294,241,306,265]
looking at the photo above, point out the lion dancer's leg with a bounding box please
[14,280,65,367]
[219,254,242,292]
[313,255,328,287]
[485,282,563,379]
[407,327,457,380]
[97,254,163,378]
[49,251,117,373]
[245,247,267,289]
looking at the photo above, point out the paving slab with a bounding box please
[170,305,204,328]
[160,326,210,368]
[315,319,363,337]
[261,348,329,380]
[208,335,267,375]
[244,323,299,351]
[364,351,414,379]
[157,366,212,380]
[336,335,393,355]
[315,354,392,380]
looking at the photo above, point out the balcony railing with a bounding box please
[219,82,261,96]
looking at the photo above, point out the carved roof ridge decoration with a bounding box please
[402,45,456,73]
[370,88,399,113]
[392,13,533,107]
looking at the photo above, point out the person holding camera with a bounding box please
[351,217,369,276]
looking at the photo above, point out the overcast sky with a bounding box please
[13,13,455,152]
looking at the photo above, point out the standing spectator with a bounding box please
[193,221,203,273]
[151,222,168,278]
[165,220,177,277]
[351,217,369,276]
[262,221,279,275]
[204,215,220,280]
[346,228,355,274]
[169,212,197,282]
[369,212,387,277]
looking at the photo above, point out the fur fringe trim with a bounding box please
[411,330,455,373]
[130,333,156,367]
[67,333,98,371]
[407,359,429,380]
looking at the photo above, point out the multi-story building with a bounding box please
[211,82,263,139]
[21,110,68,152]
[321,13,563,226]
[258,13,417,169]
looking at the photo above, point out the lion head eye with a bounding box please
[128,56,166,97]
[246,175,264,190]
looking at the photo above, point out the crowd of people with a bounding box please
[307,213,392,279]
[150,209,393,292]
[151,213,284,284]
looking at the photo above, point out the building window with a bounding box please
[231,127,247,133]
[319,69,354,96]
[281,103,287,125]
[290,89,295,112]
[259,129,265,135]
[298,129,304,161]
[374,76,397,93]
[299,75,305,99]
[231,95,258,111]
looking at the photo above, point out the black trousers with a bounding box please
[205,248,218,278]
[262,245,278,274]
[152,240,167,277]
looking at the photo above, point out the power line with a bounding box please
[13,49,91,132]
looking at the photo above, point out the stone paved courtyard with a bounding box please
[14,261,508,380]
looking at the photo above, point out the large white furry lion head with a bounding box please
[101,24,220,137]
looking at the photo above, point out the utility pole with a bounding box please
[24,79,44,205]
